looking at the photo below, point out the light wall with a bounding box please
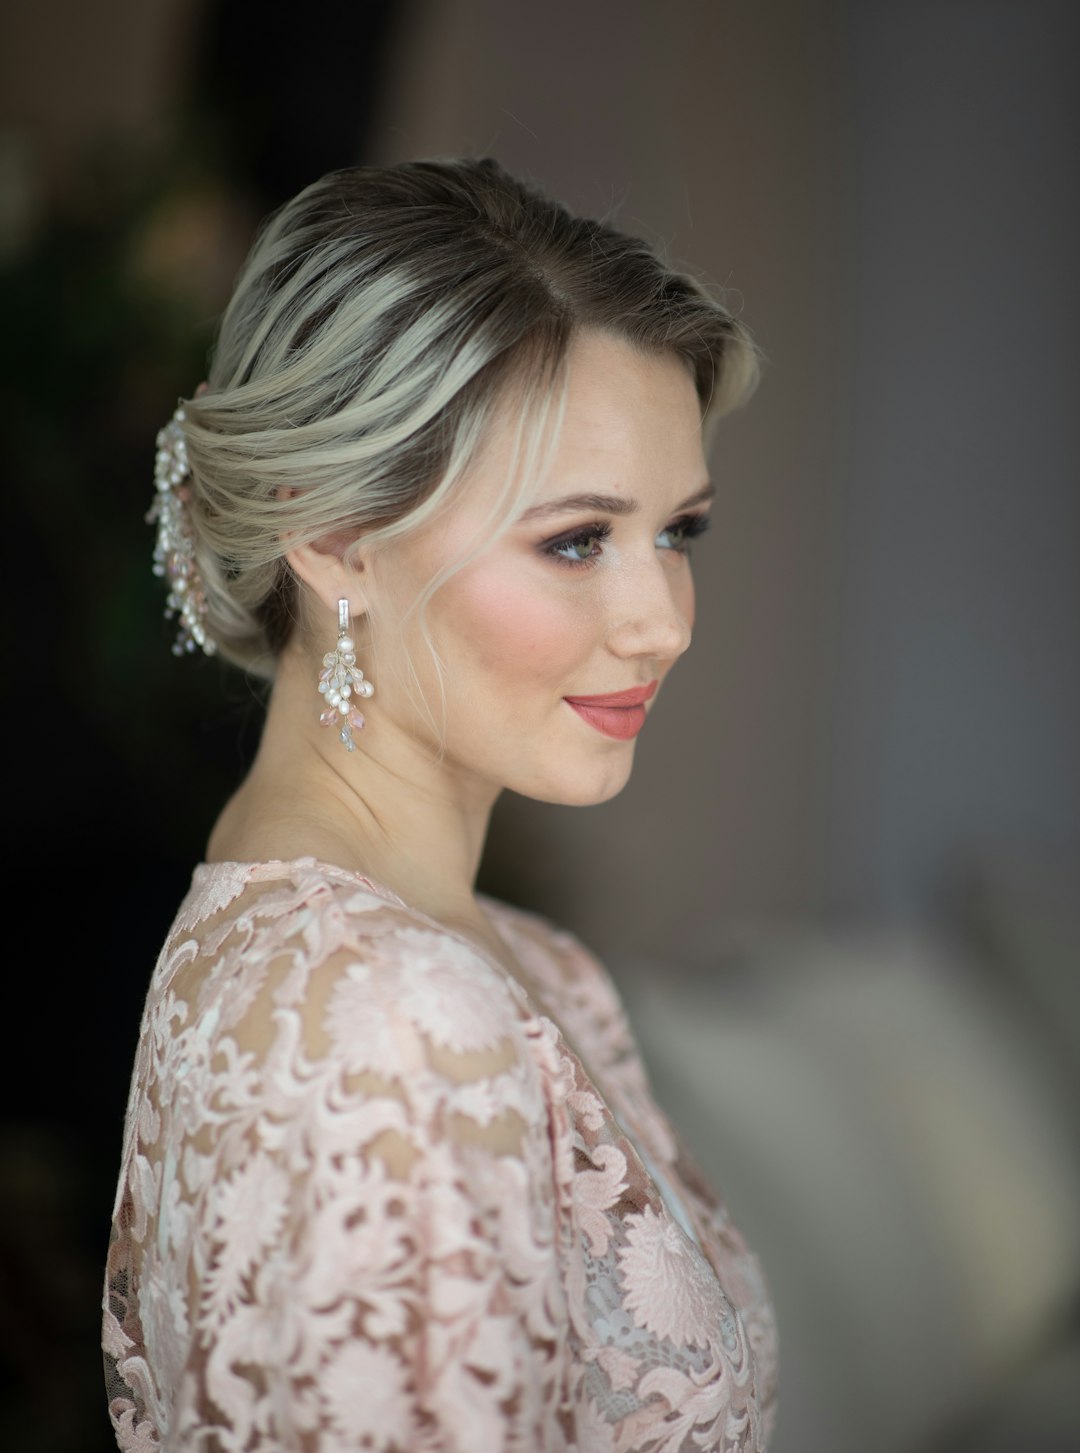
[822,0,1080,923]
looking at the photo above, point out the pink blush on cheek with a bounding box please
[445,570,589,687]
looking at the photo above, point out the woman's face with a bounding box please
[371,330,712,807]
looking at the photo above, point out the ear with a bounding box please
[277,484,373,624]
[285,533,373,623]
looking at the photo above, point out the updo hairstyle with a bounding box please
[179,156,762,679]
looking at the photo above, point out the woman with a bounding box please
[103,156,779,1451]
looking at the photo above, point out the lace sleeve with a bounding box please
[104,909,567,1452]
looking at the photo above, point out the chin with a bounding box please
[520,752,636,808]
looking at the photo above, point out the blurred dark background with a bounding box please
[1,2,1077,1450]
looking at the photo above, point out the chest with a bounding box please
[482,921,707,1246]
[449,911,611,1092]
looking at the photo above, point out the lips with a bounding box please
[564,680,658,740]
[564,681,658,709]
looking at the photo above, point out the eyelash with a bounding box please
[541,513,712,568]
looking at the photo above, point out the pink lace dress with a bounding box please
[102,858,778,1451]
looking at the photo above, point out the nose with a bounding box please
[605,555,693,664]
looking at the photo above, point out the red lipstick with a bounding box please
[565,682,659,709]
[563,680,658,740]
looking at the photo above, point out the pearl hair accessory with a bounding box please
[148,403,217,656]
[318,598,374,752]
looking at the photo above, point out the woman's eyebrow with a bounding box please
[519,481,714,523]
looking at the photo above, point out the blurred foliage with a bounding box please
[1,134,265,851]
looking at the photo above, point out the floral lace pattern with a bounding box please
[103,859,778,1451]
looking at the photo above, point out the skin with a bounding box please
[207,330,712,971]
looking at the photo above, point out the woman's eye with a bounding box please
[658,513,711,552]
[541,512,711,568]
[543,522,612,566]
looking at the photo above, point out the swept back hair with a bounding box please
[178,156,763,683]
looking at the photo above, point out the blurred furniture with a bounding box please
[614,856,1080,1453]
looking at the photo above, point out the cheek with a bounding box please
[440,568,588,687]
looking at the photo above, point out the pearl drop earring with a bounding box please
[318,599,374,752]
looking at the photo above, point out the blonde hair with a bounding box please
[178,156,762,680]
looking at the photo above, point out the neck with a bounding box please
[206,641,500,923]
